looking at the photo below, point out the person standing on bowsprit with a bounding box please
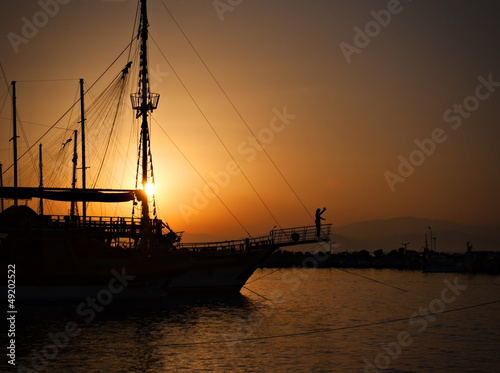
[315,207,326,239]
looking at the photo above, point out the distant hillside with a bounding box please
[331,217,500,253]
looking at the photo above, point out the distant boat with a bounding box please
[0,0,331,301]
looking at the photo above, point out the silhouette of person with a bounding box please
[315,207,326,238]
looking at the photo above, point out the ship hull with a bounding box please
[168,246,276,295]
[5,281,169,302]
[2,248,276,302]
[1,206,329,302]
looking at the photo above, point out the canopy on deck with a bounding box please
[0,187,143,203]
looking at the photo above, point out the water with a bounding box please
[11,269,500,372]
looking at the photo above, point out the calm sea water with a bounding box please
[10,269,500,373]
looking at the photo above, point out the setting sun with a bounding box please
[144,181,155,198]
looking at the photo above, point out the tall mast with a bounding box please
[70,130,78,219]
[131,0,159,224]
[11,81,18,206]
[140,0,149,221]
[39,144,43,215]
[80,78,87,222]
[0,163,4,212]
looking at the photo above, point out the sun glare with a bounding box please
[145,182,155,198]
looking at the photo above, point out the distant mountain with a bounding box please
[331,217,500,253]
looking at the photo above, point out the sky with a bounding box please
[0,0,499,240]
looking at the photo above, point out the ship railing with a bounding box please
[177,235,275,254]
[46,215,164,237]
[177,224,332,254]
[270,224,332,247]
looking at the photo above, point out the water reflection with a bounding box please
[16,295,256,373]
[13,270,500,372]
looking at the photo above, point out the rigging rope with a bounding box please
[245,268,282,285]
[14,79,78,83]
[151,116,251,237]
[127,0,140,62]
[244,242,408,292]
[0,92,10,116]
[335,268,409,293]
[149,34,282,232]
[242,286,271,301]
[0,117,72,131]
[158,299,500,347]
[16,108,38,180]
[159,1,314,222]
[0,61,10,93]
[91,69,131,188]
[1,40,135,177]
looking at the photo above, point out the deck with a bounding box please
[20,213,331,253]
[178,224,332,254]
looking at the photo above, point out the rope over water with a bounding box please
[158,299,500,348]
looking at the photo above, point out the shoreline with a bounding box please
[261,249,500,274]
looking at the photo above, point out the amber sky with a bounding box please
[0,0,499,239]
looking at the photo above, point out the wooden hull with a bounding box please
[4,247,275,301]
[0,206,329,302]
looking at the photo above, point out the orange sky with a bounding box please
[1,0,499,240]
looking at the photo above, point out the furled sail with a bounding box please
[0,187,141,203]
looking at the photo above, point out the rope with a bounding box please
[126,0,140,62]
[159,1,314,222]
[14,79,78,83]
[246,268,282,285]
[1,40,134,176]
[0,117,72,131]
[16,110,38,179]
[158,299,500,347]
[335,268,409,293]
[91,71,130,188]
[242,286,271,301]
[151,116,251,237]
[149,34,282,230]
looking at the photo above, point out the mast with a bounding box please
[11,81,18,206]
[0,163,3,212]
[39,144,43,215]
[80,78,87,222]
[70,130,78,219]
[131,0,159,224]
[140,0,149,222]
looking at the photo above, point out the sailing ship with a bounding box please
[0,0,331,301]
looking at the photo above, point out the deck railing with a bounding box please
[46,215,164,237]
[39,215,331,253]
[178,224,332,254]
[270,224,331,246]
[177,235,274,254]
